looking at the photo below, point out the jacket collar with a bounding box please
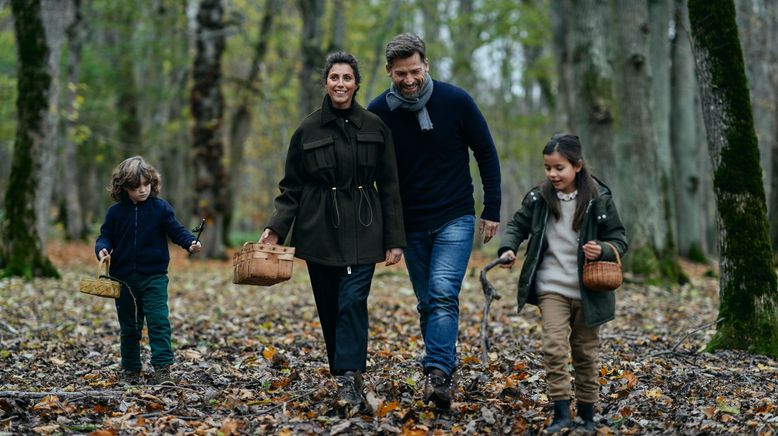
[319,95,365,129]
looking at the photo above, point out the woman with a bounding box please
[261,52,405,411]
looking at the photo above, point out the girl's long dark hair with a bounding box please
[540,134,598,231]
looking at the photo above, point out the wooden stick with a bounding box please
[479,257,512,366]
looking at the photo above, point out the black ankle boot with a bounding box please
[545,399,572,434]
[576,402,596,433]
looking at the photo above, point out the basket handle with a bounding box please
[585,241,621,265]
[98,256,111,277]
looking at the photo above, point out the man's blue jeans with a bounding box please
[404,214,475,375]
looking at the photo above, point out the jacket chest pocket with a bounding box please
[356,132,383,168]
[302,136,336,173]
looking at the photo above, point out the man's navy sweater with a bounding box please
[368,80,501,232]
[95,196,195,278]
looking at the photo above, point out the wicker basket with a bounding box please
[582,242,623,291]
[233,242,295,286]
[79,257,121,298]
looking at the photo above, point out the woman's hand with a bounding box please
[385,248,403,266]
[260,228,280,245]
[582,241,602,260]
[499,250,516,268]
[98,248,111,261]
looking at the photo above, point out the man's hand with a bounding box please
[478,218,499,244]
[385,248,403,266]
[260,228,280,245]
[499,250,516,268]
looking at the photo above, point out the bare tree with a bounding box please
[688,0,778,357]
[297,0,324,117]
[191,0,228,259]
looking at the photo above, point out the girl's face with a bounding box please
[544,151,582,194]
[326,63,358,109]
[127,176,151,203]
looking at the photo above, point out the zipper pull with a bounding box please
[347,266,352,275]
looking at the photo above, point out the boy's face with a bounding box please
[127,176,151,204]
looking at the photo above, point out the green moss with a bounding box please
[687,244,707,264]
[624,244,659,277]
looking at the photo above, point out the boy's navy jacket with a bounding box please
[95,196,196,278]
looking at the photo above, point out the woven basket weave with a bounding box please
[233,242,295,286]
[582,242,623,291]
[79,257,121,298]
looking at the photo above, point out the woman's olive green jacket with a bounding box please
[499,179,628,328]
[267,96,406,266]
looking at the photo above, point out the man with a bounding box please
[368,33,501,410]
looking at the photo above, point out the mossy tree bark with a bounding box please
[688,0,778,357]
[191,0,228,259]
[297,0,324,117]
[1,0,59,278]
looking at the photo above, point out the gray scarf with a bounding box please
[385,72,434,131]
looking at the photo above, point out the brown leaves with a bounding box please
[1,247,776,434]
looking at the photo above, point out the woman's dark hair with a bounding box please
[540,134,598,231]
[323,51,361,91]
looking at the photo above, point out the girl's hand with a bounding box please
[582,241,602,260]
[260,228,280,245]
[189,241,202,253]
[385,248,403,266]
[499,250,516,268]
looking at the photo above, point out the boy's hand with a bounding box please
[582,241,602,260]
[189,241,202,253]
[499,250,516,268]
[98,248,111,261]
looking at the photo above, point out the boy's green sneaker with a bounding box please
[152,365,175,386]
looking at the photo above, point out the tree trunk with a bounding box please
[1,0,60,278]
[224,0,278,247]
[570,0,616,185]
[550,0,575,132]
[670,0,707,259]
[191,0,228,259]
[611,1,674,278]
[34,0,72,250]
[297,0,324,117]
[362,0,402,102]
[62,0,84,241]
[327,0,345,53]
[688,0,778,357]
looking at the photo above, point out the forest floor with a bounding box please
[1,241,777,435]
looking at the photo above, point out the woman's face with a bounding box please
[326,63,357,109]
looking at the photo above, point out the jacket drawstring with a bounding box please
[357,185,374,227]
[330,187,341,228]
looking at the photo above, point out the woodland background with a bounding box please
[0,0,776,270]
[1,0,778,434]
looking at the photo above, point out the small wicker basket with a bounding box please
[79,257,121,298]
[582,242,623,291]
[233,242,295,286]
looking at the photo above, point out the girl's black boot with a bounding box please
[576,402,596,434]
[545,399,572,434]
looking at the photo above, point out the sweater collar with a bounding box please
[319,95,365,128]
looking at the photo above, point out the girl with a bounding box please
[498,134,627,433]
[96,156,202,386]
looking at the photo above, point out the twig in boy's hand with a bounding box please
[190,218,206,256]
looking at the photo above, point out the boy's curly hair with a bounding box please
[108,156,161,202]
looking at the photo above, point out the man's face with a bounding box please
[386,52,428,99]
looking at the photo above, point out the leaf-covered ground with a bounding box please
[1,241,776,435]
